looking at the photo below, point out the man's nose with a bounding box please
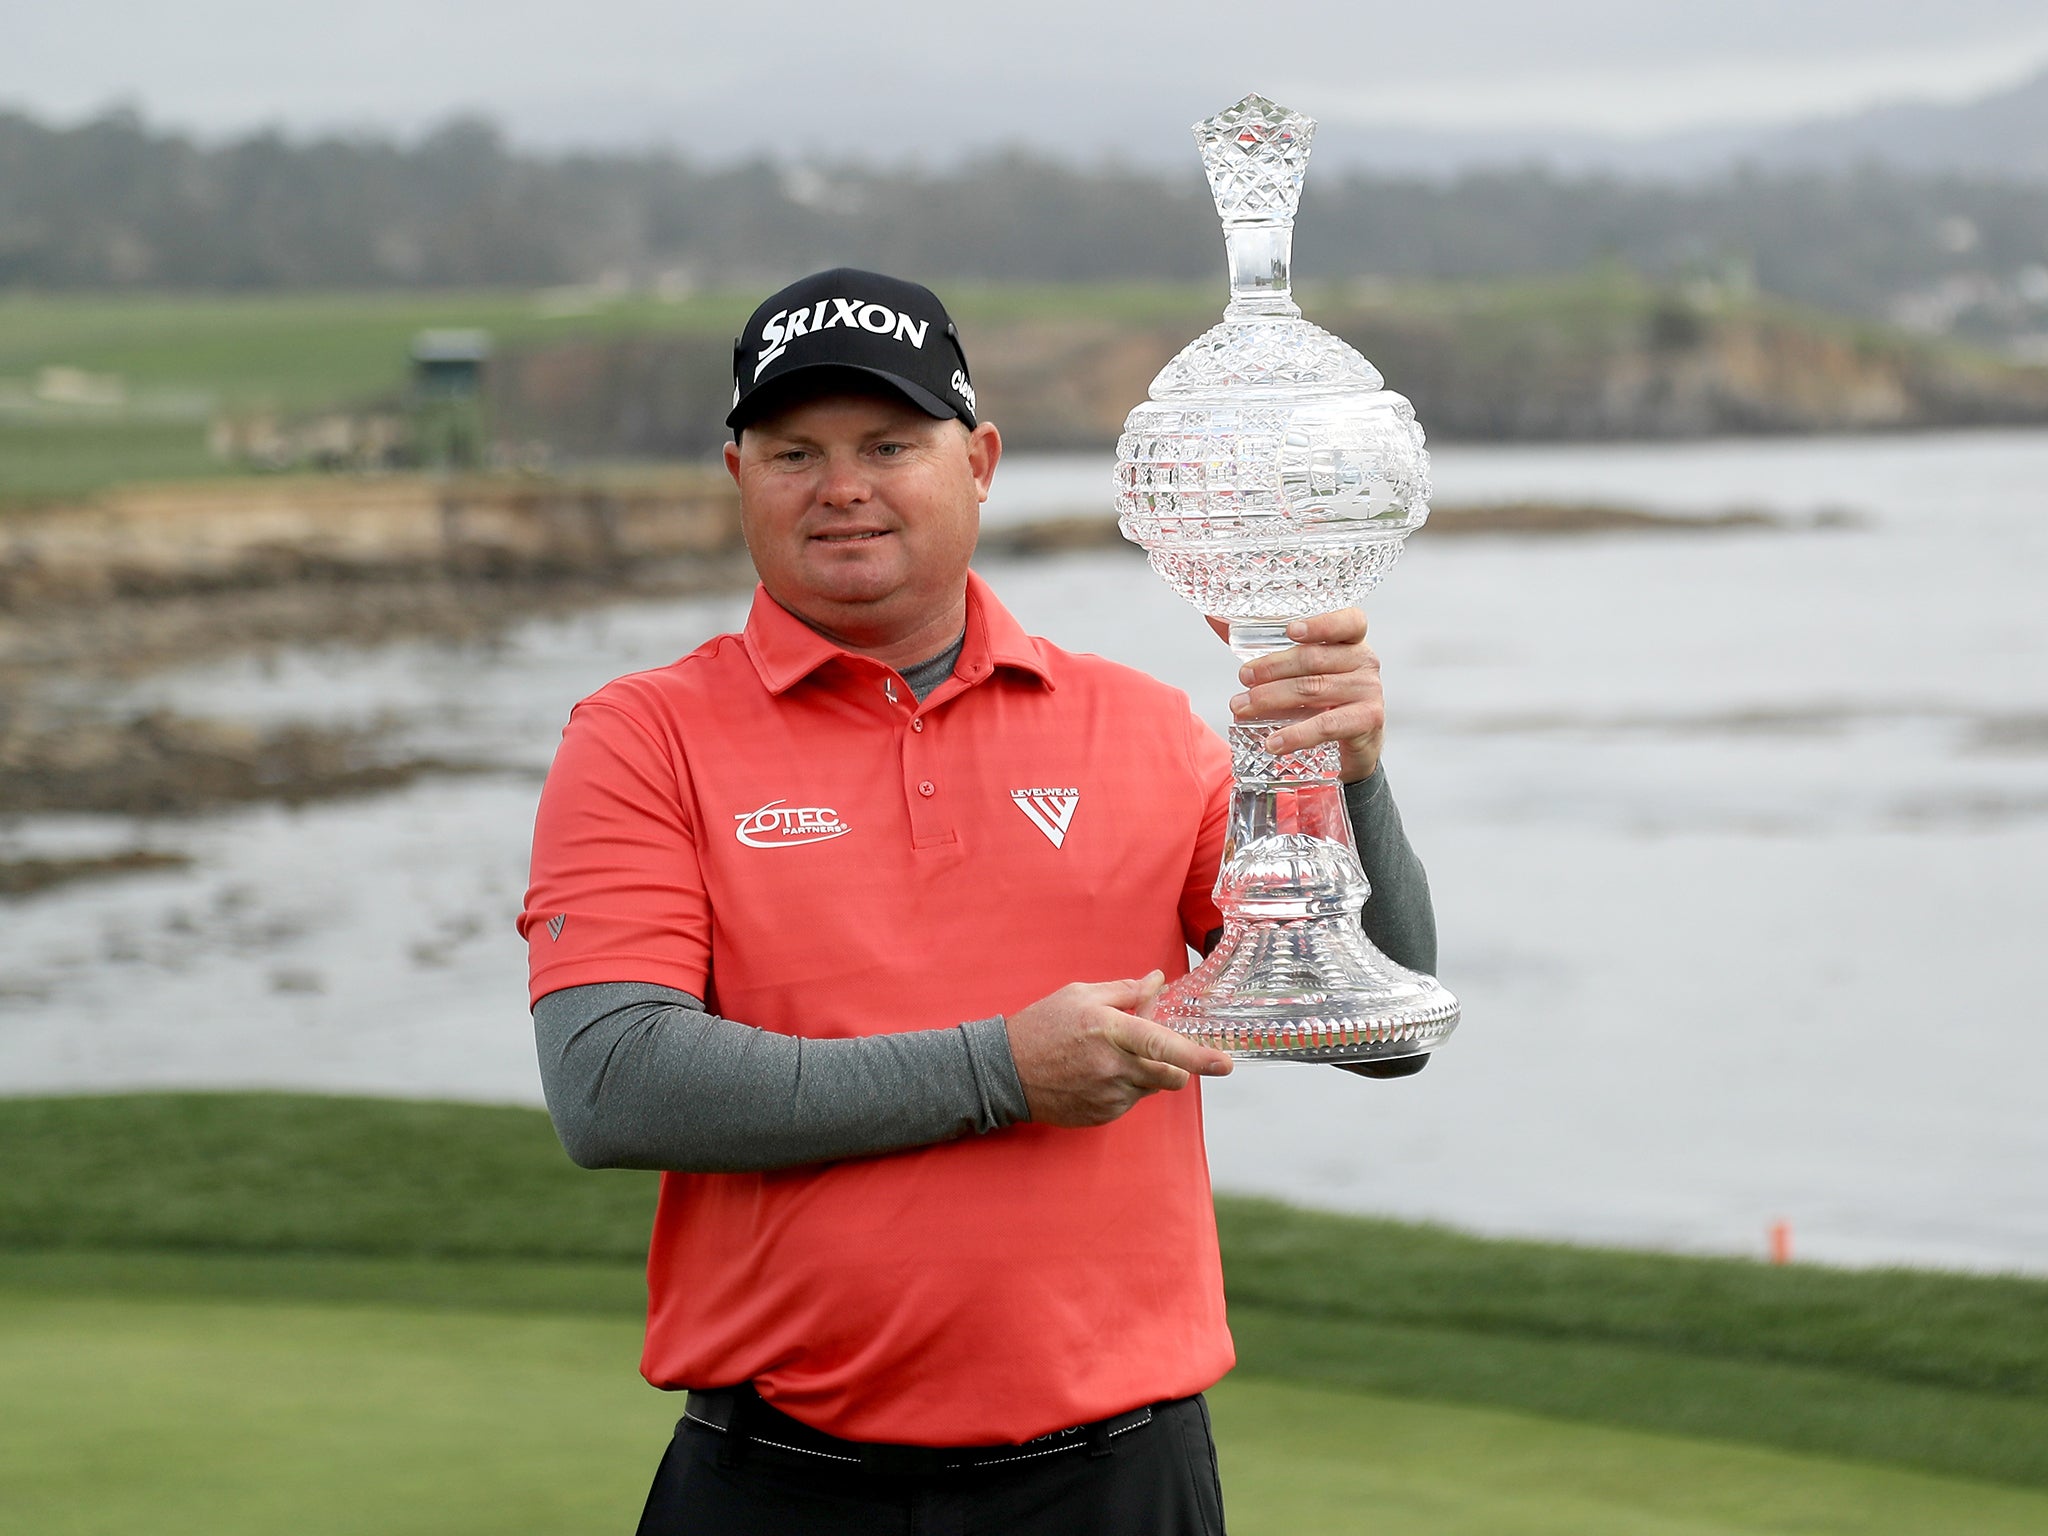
[816,452,871,508]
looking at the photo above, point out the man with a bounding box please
[521,268,1438,1534]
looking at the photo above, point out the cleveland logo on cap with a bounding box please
[755,298,931,380]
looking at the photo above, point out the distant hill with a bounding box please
[504,67,2048,185]
[1329,69,2048,183]
[1749,69,2048,181]
[4,106,2048,358]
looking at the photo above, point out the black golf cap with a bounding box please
[727,267,977,436]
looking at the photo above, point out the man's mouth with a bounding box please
[814,530,889,543]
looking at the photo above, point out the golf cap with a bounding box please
[728,268,977,435]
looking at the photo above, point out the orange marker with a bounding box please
[1769,1220,1793,1265]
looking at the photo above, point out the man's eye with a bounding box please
[874,443,907,457]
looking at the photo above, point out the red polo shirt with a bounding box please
[523,571,1235,1445]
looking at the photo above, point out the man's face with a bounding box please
[724,390,1001,656]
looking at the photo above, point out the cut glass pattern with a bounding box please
[1196,94,1316,225]
[1115,93,1459,1064]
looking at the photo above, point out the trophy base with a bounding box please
[1155,912,1459,1063]
[1334,1054,1430,1078]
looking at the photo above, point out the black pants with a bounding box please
[636,1395,1226,1536]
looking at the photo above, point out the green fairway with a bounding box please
[5,1286,2046,1536]
[0,290,749,414]
[0,283,1200,447]
[3,271,1968,504]
[1211,1378,2048,1536]
[0,1290,666,1535]
[0,416,222,502]
[4,1092,2047,1529]
[0,288,748,503]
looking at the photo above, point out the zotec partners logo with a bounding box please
[734,799,851,849]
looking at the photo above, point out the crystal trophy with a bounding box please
[1115,94,1459,1069]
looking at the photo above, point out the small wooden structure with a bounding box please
[409,330,492,468]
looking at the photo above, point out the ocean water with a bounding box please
[3,429,2045,1273]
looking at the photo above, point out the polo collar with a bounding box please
[742,570,1055,696]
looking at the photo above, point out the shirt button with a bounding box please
[918,780,936,797]
[911,717,924,732]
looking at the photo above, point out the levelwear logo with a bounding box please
[754,298,930,380]
[1012,787,1080,849]
[734,799,851,849]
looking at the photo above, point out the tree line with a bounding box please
[5,108,2048,329]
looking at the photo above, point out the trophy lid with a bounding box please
[1151,94,1384,398]
[1196,94,1315,229]
[1116,92,1433,624]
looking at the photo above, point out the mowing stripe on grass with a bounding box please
[7,1249,2044,1493]
[0,1247,648,1318]
[1231,1305,2048,1492]
[6,1095,2043,1401]
[6,1292,2047,1536]
[1210,1376,2048,1536]
[7,1093,2046,1498]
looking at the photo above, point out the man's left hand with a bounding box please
[1216,608,1385,784]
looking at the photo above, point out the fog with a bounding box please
[8,0,2048,158]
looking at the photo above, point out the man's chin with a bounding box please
[794,556,910,607]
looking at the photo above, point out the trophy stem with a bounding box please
[1225,616,1294,662]
[1150,667,1460,1063]
[1223,224,1300,320]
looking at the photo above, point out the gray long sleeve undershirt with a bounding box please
[534,638,1438,1174]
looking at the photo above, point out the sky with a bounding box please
[7,0,2048,159]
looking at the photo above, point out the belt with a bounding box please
[681,1383,1163,1478]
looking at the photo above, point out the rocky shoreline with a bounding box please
[0,475,1824,680]
[488,302,2048,460]
[0,472,1826,900]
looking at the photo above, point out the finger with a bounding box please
[1238,640,1374,688]
[1285,608,1368,646]
[1105,1014,1235,1077]
[1085,970,1165,1010]
[1133,979,1166,1023]
[1232,669,1376,721]
[1127,1057,1192,1093]
[1257,702,1384,756]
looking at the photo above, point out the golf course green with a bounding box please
[3,1093,2044,1533]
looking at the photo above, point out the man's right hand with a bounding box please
[1005,972,1234,1128]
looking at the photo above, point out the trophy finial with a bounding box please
[1194,94,1318,226]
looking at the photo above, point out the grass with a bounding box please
[4,1090,2048,1502]
[10,1290,2046,1536]
[4,272,1994,505]
[1214,1198,2048,1400]
[0,1291,668,1536]
[7,1093,2042,1398]
[0,1093,656,1262]
[0,416,224,504]
[1210,1378,2048,1536]
[0,275,1683,415]
[0,289,754,414]
[0,289,739,503]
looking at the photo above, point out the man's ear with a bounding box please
[723,439,743,486]
[966,421,1002,502]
